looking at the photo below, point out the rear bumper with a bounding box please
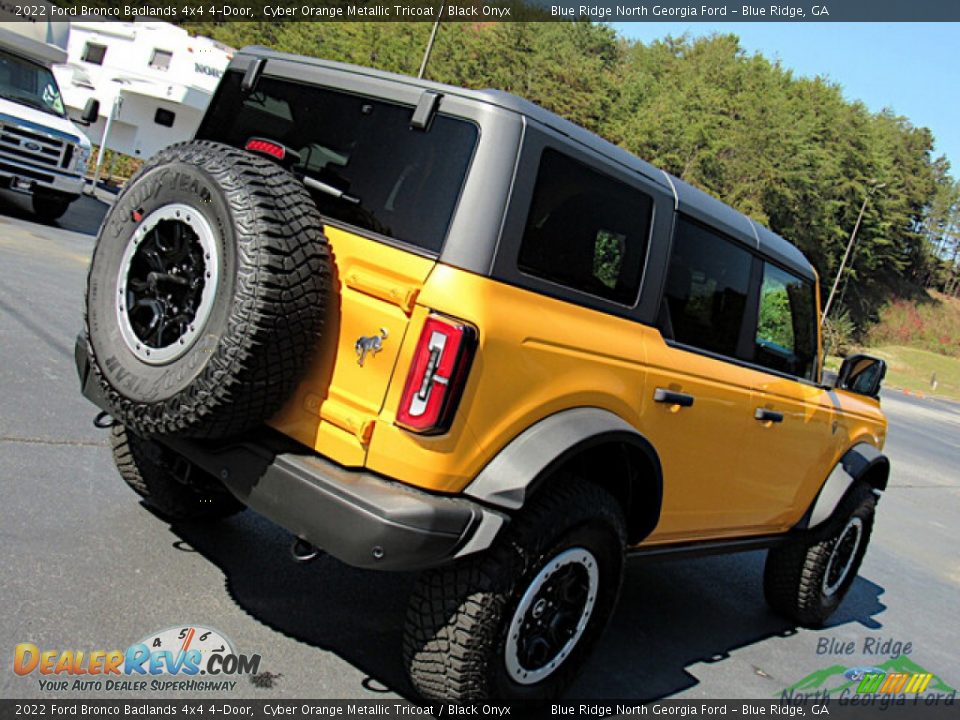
[75,334,505,571]
[166,434,504,571]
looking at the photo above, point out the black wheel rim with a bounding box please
[116,204,219,365]
[823,516,864,596]
[504,547,599,685]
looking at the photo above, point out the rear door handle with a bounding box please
[653,388,695,407]
[754,408,784,423]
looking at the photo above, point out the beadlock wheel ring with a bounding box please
[822,516,864,597]
[504,547,600,686]
[116,203,220,366]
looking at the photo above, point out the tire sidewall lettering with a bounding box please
[89,160,233,404]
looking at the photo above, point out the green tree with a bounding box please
[183,21,953,330]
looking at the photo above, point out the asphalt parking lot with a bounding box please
[1,196,958,701]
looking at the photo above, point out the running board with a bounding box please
[627,534,785,563]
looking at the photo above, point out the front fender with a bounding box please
[802,442,889,530]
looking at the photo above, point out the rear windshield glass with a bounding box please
[197,71,478,253]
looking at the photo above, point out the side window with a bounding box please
[518,148,652,305]
[82,43,107,65]
[660,217,753,357]
[754,263,817,380]
[154,108,175,127]
[149,49,173,72]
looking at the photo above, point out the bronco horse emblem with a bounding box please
[355,328,388,366]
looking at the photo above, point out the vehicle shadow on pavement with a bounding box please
[168,513,886,700]
[168,510,421,697]
[0,189,109,236]
[572,552,886,698]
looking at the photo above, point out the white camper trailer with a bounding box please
[54,22,233,177]
[0,21,95,219]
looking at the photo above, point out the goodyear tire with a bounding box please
[763,482,876,627]
[403,477,626,701]
[111,424,243,521]
[84,140,330,438]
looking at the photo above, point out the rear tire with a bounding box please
[403,477,626,701]
[763,483,876,627]
[111,424,243,521]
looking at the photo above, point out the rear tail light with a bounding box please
[396,314,477,435]
[245,138,286,160]
[244,138,301,169]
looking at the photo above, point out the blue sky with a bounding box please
[612,23,959,179]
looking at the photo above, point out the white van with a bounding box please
[0,22,96,220]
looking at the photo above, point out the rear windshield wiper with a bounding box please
[302,175,360,205]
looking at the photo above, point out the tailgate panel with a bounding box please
[269,226,435,466]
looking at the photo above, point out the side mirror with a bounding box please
[80,98,100,125]
[835,354,887,398]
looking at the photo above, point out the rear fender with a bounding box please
[464,407,663,542]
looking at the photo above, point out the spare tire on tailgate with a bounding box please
[84,140,330,438]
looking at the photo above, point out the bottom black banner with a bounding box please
[1,699,958,720]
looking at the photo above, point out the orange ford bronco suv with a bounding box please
[76,47,890,701]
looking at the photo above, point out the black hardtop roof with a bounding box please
[238,46,816,282]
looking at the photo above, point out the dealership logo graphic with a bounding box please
[780,655,956,700]
[14,625,261,682]
[854,670,934,694]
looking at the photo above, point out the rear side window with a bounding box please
[518,149,652,305]
[82,43,107,65]
[754,263,818,380]
[660,217,753,357]
[197,72,478,253]
[149,49,173,72]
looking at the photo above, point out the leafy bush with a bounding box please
[86,147,144,185]
[866,291,960,356]
[822,310,856,357]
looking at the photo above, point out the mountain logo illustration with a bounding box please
[779,656,956,697]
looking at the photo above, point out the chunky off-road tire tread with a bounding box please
[403,478,627,701]
[763,483,875,628]
[110,424,243,521]
[85,140,330,438]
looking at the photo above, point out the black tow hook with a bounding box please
[93,411,117,429]
[291,537,320,563]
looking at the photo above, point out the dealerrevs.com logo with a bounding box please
[13,625,261,692]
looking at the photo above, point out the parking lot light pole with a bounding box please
[821,180,886,326]
[418,11,443,80]
[89,93,123,194]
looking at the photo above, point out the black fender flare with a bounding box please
[801,442,890,530]
[463,407,663,541]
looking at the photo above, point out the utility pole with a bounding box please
[821,180,886,326]
[418,8,443,80]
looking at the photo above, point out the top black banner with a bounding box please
[0,700,959,720]
[0,0,959,22]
